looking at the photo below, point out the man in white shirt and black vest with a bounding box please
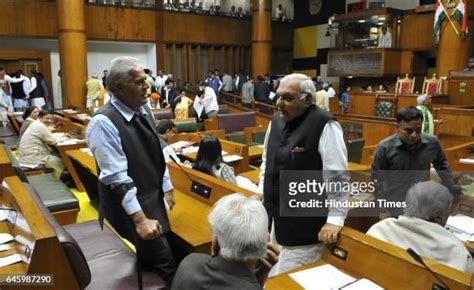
[258,73,350,276]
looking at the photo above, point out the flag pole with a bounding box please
[440,1,460,35]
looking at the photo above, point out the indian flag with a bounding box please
[453,0,469,38]
[434,0,447,43]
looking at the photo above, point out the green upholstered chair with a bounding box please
[173,118,198,133]
[345,138,365,164]
[252,131,266,145]
[376,101,395,118]
[226,132,248,145]
[27,174,79,213]
[218,104,229,114]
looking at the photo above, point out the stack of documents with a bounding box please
[446,214,474,242]
[289,264,383,290]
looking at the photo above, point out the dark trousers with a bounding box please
[114,219,177,282]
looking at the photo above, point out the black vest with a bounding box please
[10,80,25,99]
[30,76,44,99]
[95,102,169,236]
[264,106,334,246]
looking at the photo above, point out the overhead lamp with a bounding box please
[378,22,385,26]
[378,16,386,20]
[358,19,366,23]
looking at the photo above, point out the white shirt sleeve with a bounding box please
[28,77,37,95]
[256,122,272,194]
[319,120,349,226]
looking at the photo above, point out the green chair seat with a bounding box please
[175,119,197,133]
[27,173,79,212]
[226,132,247,145]
[252,131,266,145]
[218,104,229,114]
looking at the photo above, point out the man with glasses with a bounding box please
[257,73,349,276]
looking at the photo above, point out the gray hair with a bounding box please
[280,73,316,100]
[208,193,268,262]
[106,56,143,94]
[404,181,453,223]
[417,94,427,105]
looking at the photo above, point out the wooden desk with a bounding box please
[68,113,91,126]
[53,142,88,191]
[181,138,250,174]
[67,149,97,175]
[249,145,263,161]
[0,176,79,289]
[265,227,472,290]
[239,169,260,184]
[0,145,15,181]
[65,150,221,254]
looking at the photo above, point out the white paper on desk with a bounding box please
[269,91,276,100]
[459,158,474,164]
[289,264,355,290]
[0,233,14,244]
[0,210,6,222]
[236,176,257,192]
[223,155,243,163]
[171,141,195,150]
[343,278,384,290]
[0,244,10,251]
[52,132,66,138]
[58,138,81,145]
[446,214,474,242]
[80,148,93,156]
[193,96,204,118]
[182,146,199,154]
[0,254,22,267]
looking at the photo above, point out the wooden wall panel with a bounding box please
[85,5,156,42]
[160,12,251,46]
[436,108,474,137]
[400,12,435,50]
[0,0,57,38]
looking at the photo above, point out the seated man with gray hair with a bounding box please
[367,181,473,274]
[171,193,279,290]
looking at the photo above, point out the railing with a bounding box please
[220,92,276,116]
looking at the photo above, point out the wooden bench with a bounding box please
[0,176,165,289]
[3,145,79,225]
[265,227,472,290]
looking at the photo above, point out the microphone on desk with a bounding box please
[169,155,212,199]
[406,248,450,290]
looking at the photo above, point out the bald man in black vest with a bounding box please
[257,73,350,276]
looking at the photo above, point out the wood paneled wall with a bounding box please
[400,12,435,50]
[0,1,292,48]
[0,0,57,38]
[85,5,156,42]
[164,44,250,84]
[160,11,251,46]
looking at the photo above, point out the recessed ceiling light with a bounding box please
[348,76,353,79]
[378,22,385,26]
[378,17,386,20]
[358,20,366,23]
